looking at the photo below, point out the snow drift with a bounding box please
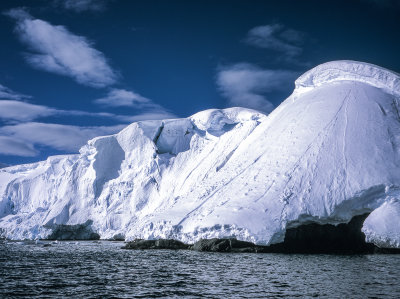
[1,60,400,248]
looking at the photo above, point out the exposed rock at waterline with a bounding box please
[122,239,188,250]
[191,238,261,253]
[122,214,400,254]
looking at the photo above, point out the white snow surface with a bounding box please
[1,60,400,247]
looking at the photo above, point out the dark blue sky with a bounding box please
[1,0,399,165]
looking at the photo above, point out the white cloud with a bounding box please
[0,100,55,122]
[0,83,161,123]
[55,0,107,12]
[0,135,38,157]
[245,24,305,57]
[217,63,298,113]
[93,88,176,120]
[0,110,176,157]
[94,88,151,107]
[0,84,31,100]
[0,99,143,123]
[0,122,126,153]
[0,91,176,156]
[0,85,176,129]
[6,8,117,87]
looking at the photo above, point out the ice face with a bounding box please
[362,199,400,249]
[1,61,400,248]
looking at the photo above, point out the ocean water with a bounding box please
[1,241,400,298]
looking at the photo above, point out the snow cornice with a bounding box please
[295,60,400,96]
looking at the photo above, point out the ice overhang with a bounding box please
[294,60,400,96]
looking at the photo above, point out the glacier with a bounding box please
[1,60,400,249]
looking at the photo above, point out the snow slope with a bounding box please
[1,60,400,248]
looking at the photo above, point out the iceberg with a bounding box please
[1,60,400,249]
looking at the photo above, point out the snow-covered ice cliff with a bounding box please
[1,60,400,248]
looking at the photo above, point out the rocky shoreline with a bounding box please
[1,237,399,254]
[121,237,400,254]
[121,238,264,253]
[121,214,400,254]
[3,214,398,254]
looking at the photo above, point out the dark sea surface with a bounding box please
[1,241,400,298]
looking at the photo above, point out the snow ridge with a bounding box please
[295,60,400,96]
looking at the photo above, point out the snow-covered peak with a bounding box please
[295,60,400,96]
[189,107,266,131]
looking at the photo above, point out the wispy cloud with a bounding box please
[0,114,175,156]
[0,99,152,123]
[93,88,175,120]
[0,84,175,157]
[0,100,55,122]
[5,8,117,87]
[0,112,175,157]
[54,0,108,12]
[245,24,305,58]
[94,88,152,107]
[0,122,125,153]
[0,84,31,100]
[217,63,298,113]
[1,13,175,158]
[0,135,38,157]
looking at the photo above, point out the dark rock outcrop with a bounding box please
[45,220,100,240]
[122,239,188,250]
[121,214,400,253]
[191,238,262,252]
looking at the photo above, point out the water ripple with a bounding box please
[1,241,400,298]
